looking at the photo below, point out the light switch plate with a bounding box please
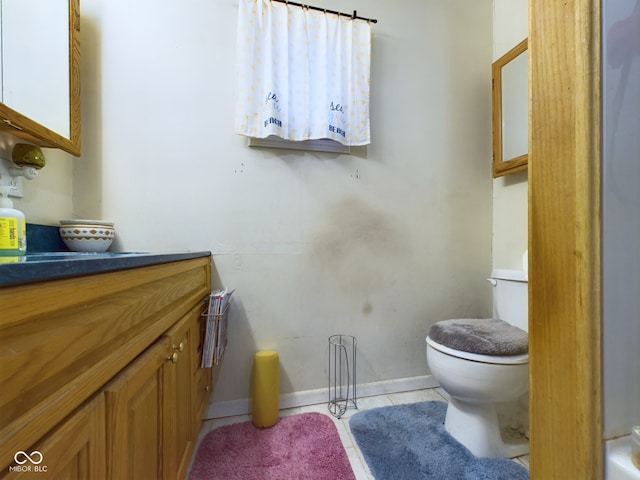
[0,158,25,198]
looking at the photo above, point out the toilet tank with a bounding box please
[490,269,528,332]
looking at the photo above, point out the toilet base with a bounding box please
[444,397,529,458]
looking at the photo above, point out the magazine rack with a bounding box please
[201,292,232,368]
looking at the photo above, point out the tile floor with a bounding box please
[190,387,530,479]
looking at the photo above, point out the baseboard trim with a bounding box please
[204,375,439,420]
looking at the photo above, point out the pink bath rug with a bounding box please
[189,412,355,480]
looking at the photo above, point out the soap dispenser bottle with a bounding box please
[0,186,27,256]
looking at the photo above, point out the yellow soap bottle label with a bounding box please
[0,217,19,249]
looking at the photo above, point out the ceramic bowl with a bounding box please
[59,220,115,252]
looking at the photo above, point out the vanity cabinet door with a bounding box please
[0,0,81,156]
[104,340,170,480]
[3,395,106,480]
[103,304,206,480]
[163,305,199,480]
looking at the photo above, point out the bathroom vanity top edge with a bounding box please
[0,251,212,287]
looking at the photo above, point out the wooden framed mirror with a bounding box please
[492,38,528,178]
[0,0,81,156]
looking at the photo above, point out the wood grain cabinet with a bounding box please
[0,255,213,479]
[104,340,169,480]
[4,395,106,480]
[105,304,207,480]
[164,306,203,480]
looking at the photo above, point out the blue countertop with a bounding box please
[0,251,211,287]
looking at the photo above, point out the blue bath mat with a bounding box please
[349,401,529,480]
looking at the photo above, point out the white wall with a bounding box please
[73,0,493,407]
[492,0,528,270]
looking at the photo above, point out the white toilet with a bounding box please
[426,269,529,458]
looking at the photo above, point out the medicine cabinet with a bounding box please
[492,38,528,178]
[0,0,81,156]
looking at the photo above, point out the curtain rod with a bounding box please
[270,0,378,23]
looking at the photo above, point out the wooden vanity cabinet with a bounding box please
[0,255,213,479]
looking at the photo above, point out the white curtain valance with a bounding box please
[234,0,372,146]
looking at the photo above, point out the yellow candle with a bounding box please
[251,350,280,428]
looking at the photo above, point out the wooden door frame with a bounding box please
[528,1,602,479]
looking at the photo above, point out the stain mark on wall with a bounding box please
[362,300,373,315]
[308,195,409,294]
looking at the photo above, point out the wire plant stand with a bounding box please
[328,334,358,419]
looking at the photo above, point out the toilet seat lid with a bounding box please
[426,336,529,365]
[428,318,528,356]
